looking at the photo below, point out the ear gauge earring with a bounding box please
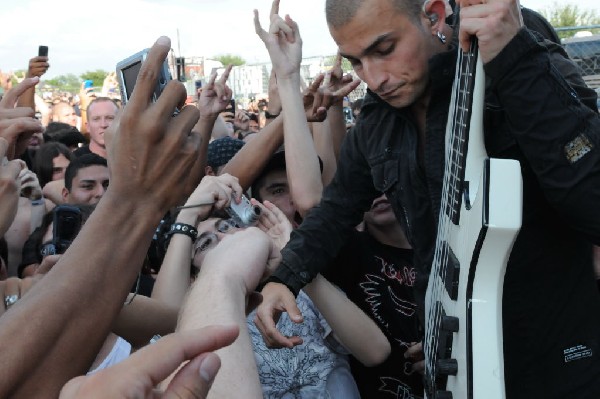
[428,13,439,24]
[437,30,447,44]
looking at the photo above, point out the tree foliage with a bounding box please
[9,70,27,87]
[539,2,600,39]
[43,74,80,93]
[80,69,109,87]
[324,55,353,73]
[212,54,246,66]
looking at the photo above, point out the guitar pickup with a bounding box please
[437,244,460,301]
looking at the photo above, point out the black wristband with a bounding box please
[265,110,280,119]
[168,223,198,241]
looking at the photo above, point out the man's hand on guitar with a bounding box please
[458,0,524,63]
[405,341,425,374]
[254,282,304,348]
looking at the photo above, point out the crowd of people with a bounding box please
[0,0,599,398]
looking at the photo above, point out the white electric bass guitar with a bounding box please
[423,39,523,399]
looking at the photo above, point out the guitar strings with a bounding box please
[425,38,478,390]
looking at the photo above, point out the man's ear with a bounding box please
[205,166,215,176]
[423,0,448,32]
[61,187,70,202]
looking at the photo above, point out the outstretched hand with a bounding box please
[254,282,304,349]
[197,65,233,118]
[59,326,239,399]
[252,199,292,251]
[303,57,361,122]
[104,36,204,216]
[254,0,302,80]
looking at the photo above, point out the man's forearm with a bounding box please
[15,87,35,110]
[177,275,262,399]
[112,295,179,349]
[151,210,197,308]
[0,192,162,398]
[0,180,18,237]
[221,116,284,190]
[278,75,323,216]
[270,131,377,294]
[195,115,219,176]
[327,103,346,160]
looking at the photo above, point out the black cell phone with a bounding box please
[52,205,82,254]
[115,48,172,104]
[229,99,236,112]
[38,45,48,57]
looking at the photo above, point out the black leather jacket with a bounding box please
[270,28,600,398]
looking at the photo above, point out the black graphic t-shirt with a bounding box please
[323,230,424,399]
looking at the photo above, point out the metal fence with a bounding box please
[558,26,600,88]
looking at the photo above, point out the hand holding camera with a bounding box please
[104,36,204,218]
[178,174,243,223]
[226,194,261,228]
[26,46,50,79]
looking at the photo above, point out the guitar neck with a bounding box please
[443,39,479,225]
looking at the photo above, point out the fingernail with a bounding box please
[156,36,170,46]
[199,354,220,383]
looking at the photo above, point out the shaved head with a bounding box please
[325,0,424,28]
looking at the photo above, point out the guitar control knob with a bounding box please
[437,358,458,376]
[441,316,459,333]
[435,391,453,399]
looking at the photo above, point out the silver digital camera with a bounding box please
[226,195,261,228]
[116,48,172,104]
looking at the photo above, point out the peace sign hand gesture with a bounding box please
[197,65,233,118]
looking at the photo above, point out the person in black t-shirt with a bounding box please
[324,194,424,398]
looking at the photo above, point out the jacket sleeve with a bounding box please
[485,28,600,245]
[268,125,379,295]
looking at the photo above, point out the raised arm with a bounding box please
[0,36,206,398]
[171,228,279,399]
[220,114,284,190]
[195,65,234,175]
[303,274,391,366]
[152,174,242,308]
[254,0,323,216]
[254,199,390,362]
[0,138,25,237]
[15,56,49,111]
[0,78,45,159]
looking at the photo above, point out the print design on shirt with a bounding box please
[360,256,418,328]
[248,292,346,398]
[379,376,421,399]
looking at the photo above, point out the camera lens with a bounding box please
[243,205,261,226]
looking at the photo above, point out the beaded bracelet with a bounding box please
[168,222,198,241]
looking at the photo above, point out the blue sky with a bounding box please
[1,0,597,78]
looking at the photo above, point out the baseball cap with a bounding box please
[207,137,245,169]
